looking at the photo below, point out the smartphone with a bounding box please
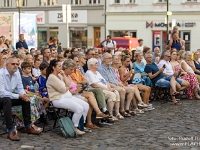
[162,64,166,68]
[79,84,88,93]
[176,70,182,78]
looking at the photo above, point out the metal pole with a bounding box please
[166,0,169,41]
[66,21,69,48]
[18,7,20,36]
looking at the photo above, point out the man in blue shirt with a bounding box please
[98,53,133,117]
[0,56,41,141]
[144,53,181,106]
[16,34,29,53]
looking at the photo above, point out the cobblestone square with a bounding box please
[1,100,200,150]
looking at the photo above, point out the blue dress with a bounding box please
[37,75,48,97]
[133,62,151,86]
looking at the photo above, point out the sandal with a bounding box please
[115,113,124,119]
[173,101,182,106]
[84,127,92,133]
[119,111,131,117]
[31,124,43,132]
[125,110,136,116]
[171,92,180,96]
[112,116,118,121]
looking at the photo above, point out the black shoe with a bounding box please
[103,110,110,115]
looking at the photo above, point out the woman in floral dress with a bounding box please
[170,49,200,99]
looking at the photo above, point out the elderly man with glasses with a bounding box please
[0,56,41,141]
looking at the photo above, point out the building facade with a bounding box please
[0,0,106,48]
[106,0,200,51]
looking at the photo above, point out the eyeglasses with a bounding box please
[74,50,78,52]
[165,55,171,57]
[105,57,112,60]
[9,63,19,66]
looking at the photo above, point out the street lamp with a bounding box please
[166,0,172,41]
[16,0,23,36]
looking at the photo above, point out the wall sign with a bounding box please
[146,21,196,28]
[49,10,87,24]
[25,11,45,24]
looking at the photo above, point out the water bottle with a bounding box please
[34,82,39,93]
[30,81,35,92]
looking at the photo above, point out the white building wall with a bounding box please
[106,0,200,51]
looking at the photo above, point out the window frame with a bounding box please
[71,0,81,5]
[38,0,58,6]
[89,0,100,5]
[3,0,12,7]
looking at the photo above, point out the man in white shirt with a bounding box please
[103,35,116,55]
[0,56,41,141]
[157,50,189,91]
[136,39,144,52]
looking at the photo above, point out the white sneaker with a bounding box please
[138,103,148,108]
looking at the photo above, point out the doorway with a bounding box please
[180,31,190,51]
[94,27,101,47]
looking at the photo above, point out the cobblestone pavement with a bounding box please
[1,100,200,150]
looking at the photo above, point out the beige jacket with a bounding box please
[46,74,67,101]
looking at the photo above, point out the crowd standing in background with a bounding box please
[1,26,200,141]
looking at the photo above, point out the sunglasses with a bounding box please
[9,63,19,66]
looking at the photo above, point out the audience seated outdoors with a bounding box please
[4,35,200,142]
[85,58,124,120]
[112,55,151,112]
[62,59,108,129]
[119,55,153,110]
[172,50,200,99]
[157,50,189,92]
[98,53,135,117]
[144,53,184,105]
[0,56,41,141]
[46,59,89,136]
[133,52,151,86]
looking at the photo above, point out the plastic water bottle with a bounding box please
[34,82,39,93]
[30,81,35,92]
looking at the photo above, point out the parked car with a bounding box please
[95,37,139,53]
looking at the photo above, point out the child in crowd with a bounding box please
[21,61,49,107]
[37,63,49,104]
[32,59,42,78]
[21,62,49,108]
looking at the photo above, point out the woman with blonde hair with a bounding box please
[133,52,151,86]
[119,55,153,111]
[171,49,199,99]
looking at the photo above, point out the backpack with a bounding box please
[101,40,115,48]
[58,117,77,138]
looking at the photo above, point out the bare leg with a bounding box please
[82,92,101,114]
[124,87,134,110]
[107,101,114,115]
[136,84,151,105]
[114,101,120,115]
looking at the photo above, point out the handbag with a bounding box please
[58,117,76,138]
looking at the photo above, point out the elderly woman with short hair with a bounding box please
[62,59,109,129]
[85,58,124,120]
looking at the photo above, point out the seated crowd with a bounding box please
[1,36,200,142]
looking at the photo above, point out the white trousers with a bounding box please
[52,96,89,127]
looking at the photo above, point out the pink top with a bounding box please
[113,69,121,82]
[68,75,77,92]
